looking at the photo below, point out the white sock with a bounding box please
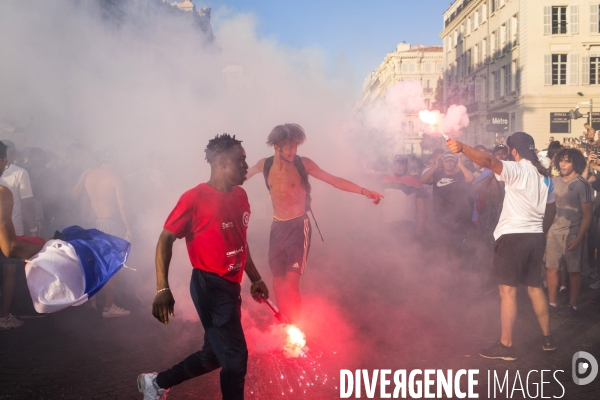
[549,303,558,307]
[559,286,567,292]
[571,305,578,310]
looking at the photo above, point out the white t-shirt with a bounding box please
[0,164,33,235]
[493,159,555,240]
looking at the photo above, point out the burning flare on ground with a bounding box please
[284,324,307,358]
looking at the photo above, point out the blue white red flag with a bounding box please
[24,226,130,313]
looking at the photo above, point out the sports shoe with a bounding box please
[479,341,518,361]
[542,335,557,351]
[102,304,130,318]
[138,373,170,400]
[0,314,24,330]
[590,279,600,290]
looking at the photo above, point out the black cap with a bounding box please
[492,144,508,154]
[507,132,537,162]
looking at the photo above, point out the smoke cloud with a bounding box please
[0,1,503,398]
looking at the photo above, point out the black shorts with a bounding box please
[268,214,311,277]
[492,233,546,287]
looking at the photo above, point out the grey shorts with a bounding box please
[268,214,311,277]
[545,232,586,273]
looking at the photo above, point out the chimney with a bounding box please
[396,42,411,52]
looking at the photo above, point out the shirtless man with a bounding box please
[0,141,45,329]
[247,123,383,322]
[84,147,132,318]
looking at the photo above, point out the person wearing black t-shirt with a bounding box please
[421,151,475,249]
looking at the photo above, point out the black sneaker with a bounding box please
[542,335,557,352]
[479,341,518,361]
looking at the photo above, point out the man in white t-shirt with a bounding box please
[0,141,35,236]
[448,132,557,361]
[0,140,39,330]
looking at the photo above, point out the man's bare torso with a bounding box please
[85,167,121,219]
[263,157,308,220]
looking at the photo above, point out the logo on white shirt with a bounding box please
[226,246,244,257]
[436,178,456,187]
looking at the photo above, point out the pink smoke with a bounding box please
[439,104,469,135]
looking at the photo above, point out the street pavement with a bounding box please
[2,235,600,399]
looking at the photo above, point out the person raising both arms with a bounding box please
[246,123,383,323]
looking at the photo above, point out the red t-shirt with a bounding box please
[163,184,250,283]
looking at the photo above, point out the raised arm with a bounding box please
[457,157,475,183]
[420,163,440,185]
[152,229,177,324]
[0,187,43,259]
[447,140,504,175]
[302,157,383,204]
[246,158,266,180]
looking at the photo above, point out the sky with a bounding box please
[195,0,452,88]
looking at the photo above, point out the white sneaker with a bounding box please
[102,304,131,318]
[590,279,600,290]
[0,314,24,330]
[137,373,170,400]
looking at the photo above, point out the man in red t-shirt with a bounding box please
[138,134,269,400]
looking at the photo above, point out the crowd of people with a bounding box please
[2,123,600,398]
[378,124,600,316]
[0,140,167,329]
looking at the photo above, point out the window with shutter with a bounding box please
[590,4,599,34]
[544,6,552,34]
[506,19,512,51]
[552,6,568,34]
[512,14,519,46]
[544,54,552,85]
[582,57,590,85]
[511,59,518,92]
[552,54,568,85]
[475,77,482,102]
[569,5,578,34]
[484,37,489,64]
[569,53,578,85]
[505,64,511,94]
[495,30,500,58]
[590,56,600,84]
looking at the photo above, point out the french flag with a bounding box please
[24,226,130,314]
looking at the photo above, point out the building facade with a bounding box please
[441,0,600,148]
[358,43,444,155]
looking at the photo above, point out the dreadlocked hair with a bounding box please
[553,147,587,175]
[266,123,306,147]
[205,133,243,163]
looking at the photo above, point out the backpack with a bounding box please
[263,155,324,241]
